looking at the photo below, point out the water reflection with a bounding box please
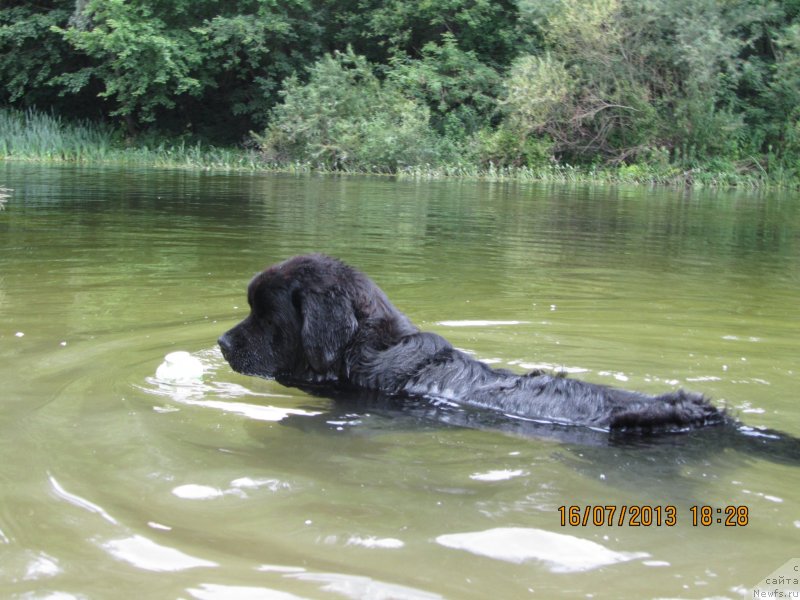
[48,475,118,526]
[102,535,218,572]
[142,347,322,422]
[436,527,648,572]
[187,583,305,600]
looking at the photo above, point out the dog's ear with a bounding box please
[294,288,357,373]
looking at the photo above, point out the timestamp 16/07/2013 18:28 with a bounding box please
[558,505,750,527]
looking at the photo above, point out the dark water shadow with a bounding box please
[278,386,800,473]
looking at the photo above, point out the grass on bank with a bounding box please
[0,108,264,171]
[1,108,797,188]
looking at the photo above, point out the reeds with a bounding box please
[0,108,115,161]
[0,108,262,171]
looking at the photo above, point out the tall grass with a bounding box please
[0,108,262,171]
[0,108,116,161]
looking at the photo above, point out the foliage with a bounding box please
[256,48,441,172]
[500,53,573,137]
[187,1,321,140]
[7,0,319,138]
[321,0,522,66]
[0,3,91,114]
[500,0,756,164]
[753,21,800,171]
[386,33,501,138]
[1,0,799,184]
[474,125,555,168]
[51,0,204,133]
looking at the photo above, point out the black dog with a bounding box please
[218,254,727,433]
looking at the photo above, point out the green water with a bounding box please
[1,163,798,599]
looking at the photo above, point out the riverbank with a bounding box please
[2,108,796,188]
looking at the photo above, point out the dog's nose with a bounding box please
[217,333,232,358]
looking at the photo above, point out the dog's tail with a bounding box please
[609,389,727,432]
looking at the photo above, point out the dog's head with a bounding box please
[218,254,414,384]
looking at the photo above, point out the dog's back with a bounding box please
[346,328,725,432]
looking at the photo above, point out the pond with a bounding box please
[1,163,798,599]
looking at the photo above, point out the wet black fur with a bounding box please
[218,254,726,433]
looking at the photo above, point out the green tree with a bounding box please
[386,33,502,138]
[189,0,321,140]
[320,0,521,66]
[46,0,318,139]
[52,0,204,133]
[738,8,800,174]
[770,23,800,165]
[0,2,93,114]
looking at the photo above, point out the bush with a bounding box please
[474,126,554,168]
[255,48,441,172]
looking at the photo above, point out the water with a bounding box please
[1,163,798,599]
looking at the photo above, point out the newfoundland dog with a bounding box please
[217,254,729,433]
